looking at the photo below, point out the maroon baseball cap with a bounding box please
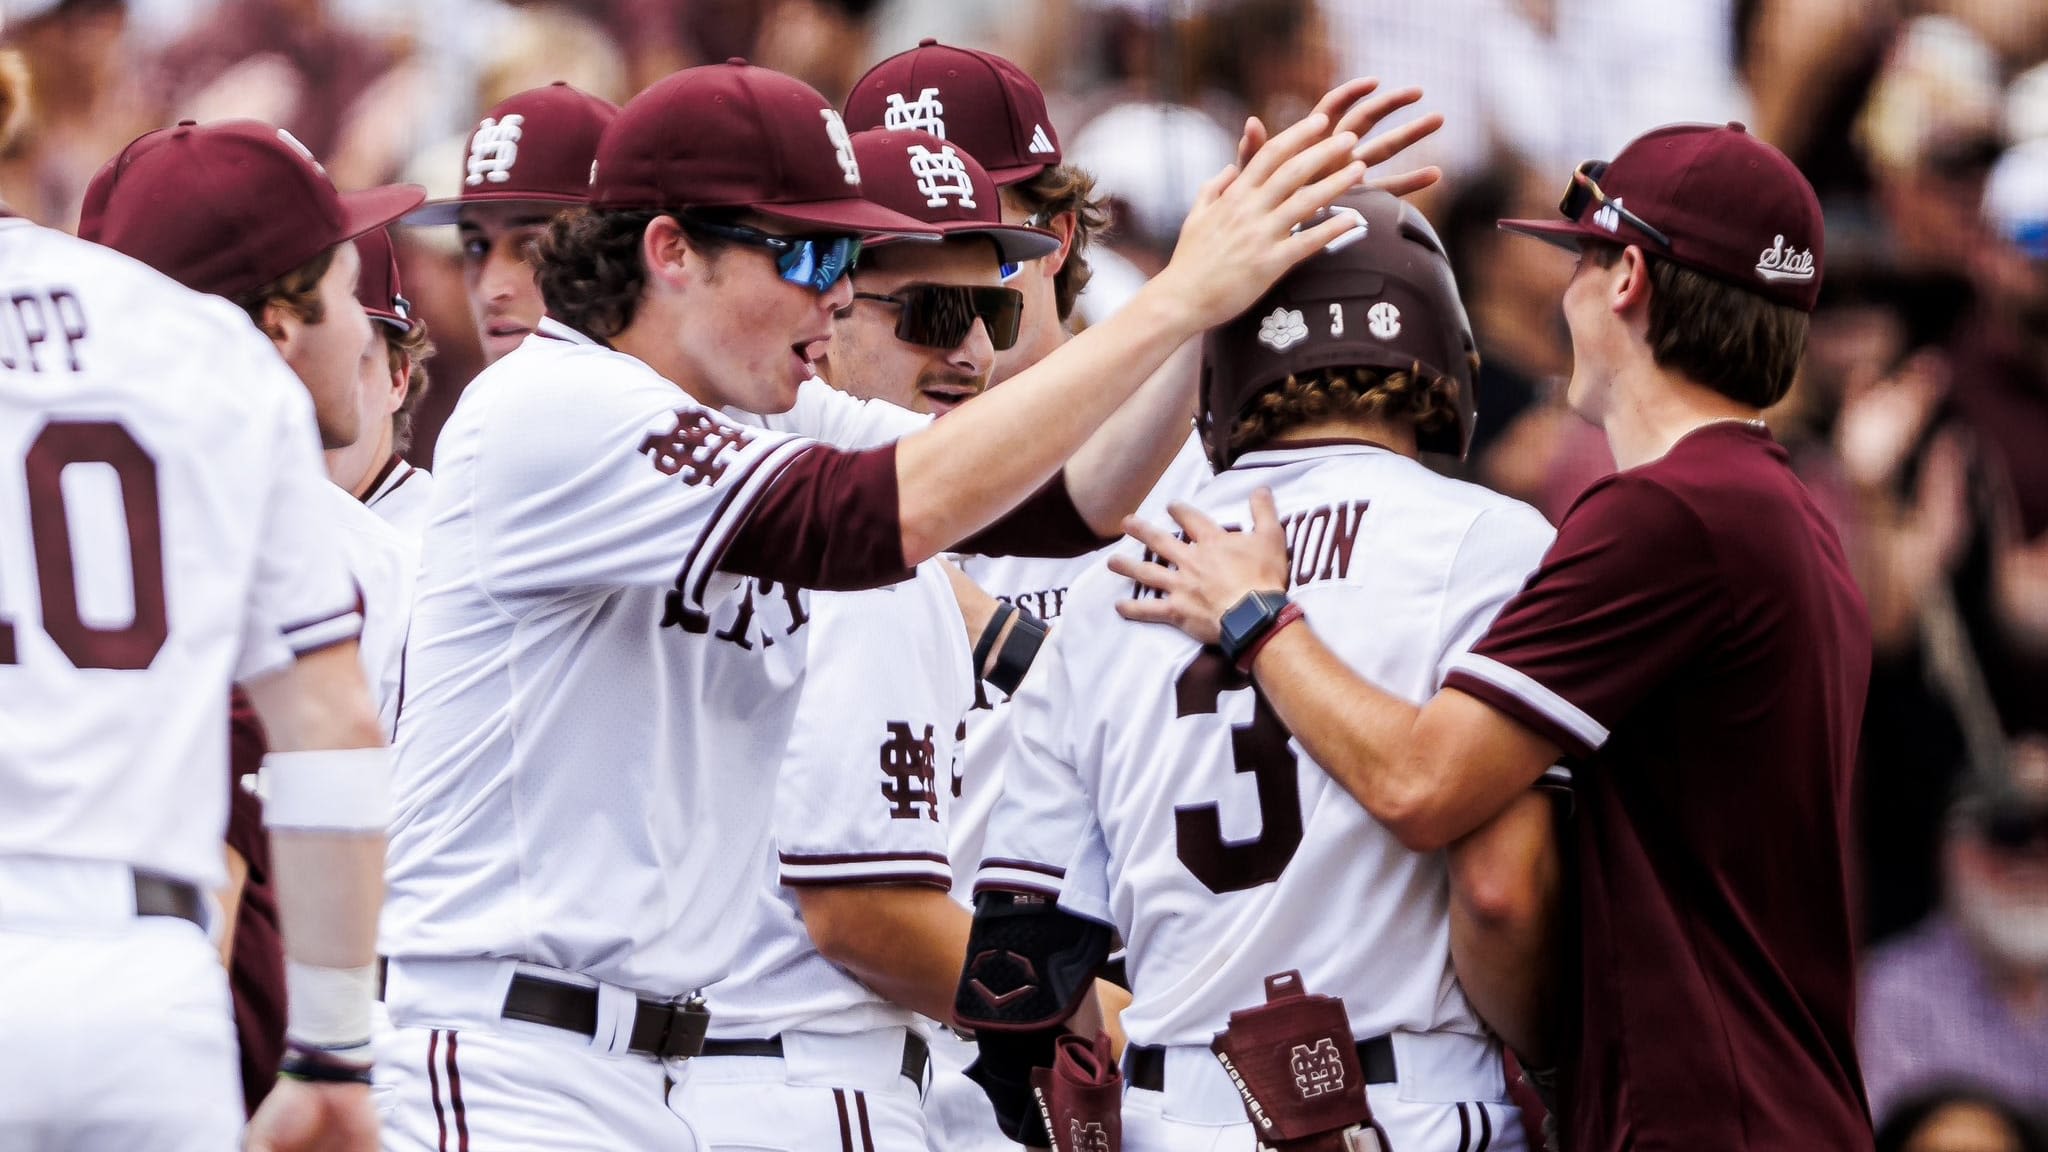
[405,81,619,227]
[590,60,937,238]
[845,38,1061,185]
[354,227,411,330]
[1500,122,1825,311]
[89,120,425,301]
[849,129,1058,264]
[79,126,174,243]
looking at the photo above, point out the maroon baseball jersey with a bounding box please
[1442,422,1874,1152]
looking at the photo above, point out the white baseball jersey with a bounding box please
[381,319,911,1001]
[740,375,931,448]
[977,440,1556,1048]
[706,559,973,1038]
[944,429,1210,897]
[363,453,435,540]
[0,220,360,891]
[315,481,414,738]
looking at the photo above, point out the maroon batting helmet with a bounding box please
[1200,188,1478,468]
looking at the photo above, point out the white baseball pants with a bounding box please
[673,1027,932,1151]
[0,860,240,1152]
[1120,1034,1526,1152]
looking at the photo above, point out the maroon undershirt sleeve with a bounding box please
[717,443,914,591]
[955,473,1116,559]
[718,446,1116,589]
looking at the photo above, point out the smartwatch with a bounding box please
[1216,590,1293,671]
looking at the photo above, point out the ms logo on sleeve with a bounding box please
[880,722,940,821]
[640,409,755,487]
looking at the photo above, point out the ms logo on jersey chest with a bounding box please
[908,144,976,208]
[467,114,524,186]
[640,410,754,487]
[880,722,940,821]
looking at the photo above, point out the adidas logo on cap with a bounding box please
[1028,124,1055,155]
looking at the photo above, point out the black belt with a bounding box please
[701,1031,930,1086]
[134,872,205,928]
[499,972,709,1061]
[1124,1035,1397,1092]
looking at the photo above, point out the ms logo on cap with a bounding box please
[909,144,976,209]
[821,109,860,185]
[467,114,524,186]
[884,87,948,138]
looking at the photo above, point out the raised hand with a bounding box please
[1110,488,1293,645]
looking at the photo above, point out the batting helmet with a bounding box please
[1200,188,1478,469]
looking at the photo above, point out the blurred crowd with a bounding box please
[2,0,2043,1142]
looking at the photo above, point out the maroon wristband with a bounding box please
[1235,602,1305,675]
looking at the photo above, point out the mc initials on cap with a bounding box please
[845,39,1062,186]
[589,60,935,237]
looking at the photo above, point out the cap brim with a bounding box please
[401,190,590,227]
[755,196,943,239]
[1497,216,1600,252]
[339,184,429,244]
[871,221,1061,264]
[985,159,1055,186]
[367,309,410,330]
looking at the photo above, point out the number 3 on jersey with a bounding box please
[1172,649,1303,893]
[1,420,168,669]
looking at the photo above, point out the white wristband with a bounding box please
[260,747,391,832]
[284,960,377,1051]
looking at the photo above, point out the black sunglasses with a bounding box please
[1561,161,1672,249]
[852,284,1024,352]
[678,216,862,293]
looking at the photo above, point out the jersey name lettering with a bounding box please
[0,287,89,374]
[1133,500,1368,600]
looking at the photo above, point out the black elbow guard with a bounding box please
[954,890,1112,1032]
[954,891,1114,1145]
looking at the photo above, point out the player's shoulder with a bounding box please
[313,482,417,568]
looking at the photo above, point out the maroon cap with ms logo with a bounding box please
[404,81,619,227]
[1499,122,1825,312]
[87,119,424,300]
[589,60,937,238]
[845,38,1061,185]
[353,226,411,330]
[848,129,1059,264]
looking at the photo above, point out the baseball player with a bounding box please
[0,212,389,1148]
[954,190,1555,1152]
[676,127,1061,1152]
[82,120,422,737]
[331,225,437,538]
[377,59,1382,1150]
[403,80,619,364]
[1119,125,1873,1152]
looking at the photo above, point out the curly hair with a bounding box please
[537,208,661,340]
[380,317,436,454]
[1004,163,1111,324]
[1228,363,1467,459]
[233,247,334,342]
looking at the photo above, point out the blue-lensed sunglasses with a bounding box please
[679,216,863,293]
